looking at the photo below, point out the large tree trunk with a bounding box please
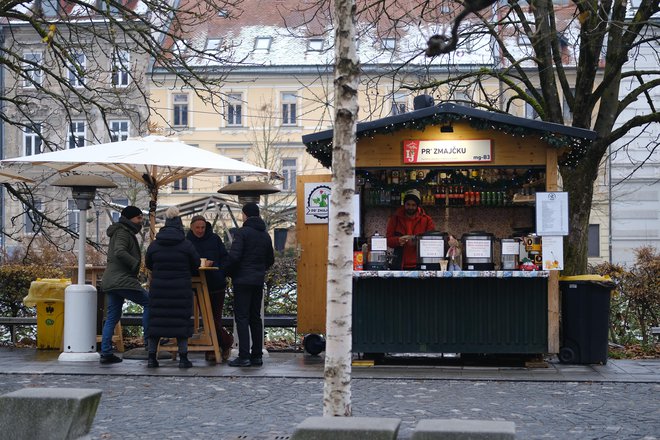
[323,0,359,417]
[559,145,602,275]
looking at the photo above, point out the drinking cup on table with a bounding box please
[439,260,448,271]
[200,258,208,267]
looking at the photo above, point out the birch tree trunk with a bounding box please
[323,0,359,417]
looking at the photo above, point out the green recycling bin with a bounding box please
[558,275,615,365]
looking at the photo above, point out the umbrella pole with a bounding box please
[149,193,157,242]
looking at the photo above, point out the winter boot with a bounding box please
[178,352,193,369]
[147,352,159,368]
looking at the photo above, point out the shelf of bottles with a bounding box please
[358,167,546,208]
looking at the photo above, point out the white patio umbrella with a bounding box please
[1,135,275,239]
[0,168,35,184]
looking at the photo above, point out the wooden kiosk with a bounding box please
[297,103,596,356]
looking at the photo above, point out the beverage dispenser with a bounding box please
[416,231,448,270]
[461,231,495,270]
[364,233,388,270]
[500,238,521,270]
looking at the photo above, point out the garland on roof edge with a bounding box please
[305,113,591,169]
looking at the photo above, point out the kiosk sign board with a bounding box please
[403,139,493,163]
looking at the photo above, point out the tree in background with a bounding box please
[412,0,660,273]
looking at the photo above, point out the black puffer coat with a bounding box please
[145,220,200,338]
[185,221,229,292]
[227,216,275,286]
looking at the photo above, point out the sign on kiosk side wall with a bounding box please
[403,139,493,163]
[304,182,331,224]
[303,182,361,236]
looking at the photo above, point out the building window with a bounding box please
[562,89,575,124]
[68,199,79,233]
[588,224,600,257]
[227,157,243,184]
[391,93,407,116]
[111,50,130,87]
[68,121,86,149]
[282,158,297,192]
[173,94,189,127]
[307,39,324,52]
[173,178,189,192]
[110,120,129,142]
[452,90,473,106]
[254,37,272,51]
[281,92,297,126]
[24,199,43,234]
[205,38,222,52]
[226,93,242,126]
[525,90,541,120]
[111,198,129,222]
[383,38,396,51]
[40,0,59,16]
[518,34,531,46]
[23,52,43,88]
[23,124,43,156]
[67,52,86,88]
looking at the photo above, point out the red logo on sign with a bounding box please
[403,140,420,163]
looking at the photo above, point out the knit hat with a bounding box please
[121,205,143,220]
[164,206,183,229]
[403,189,421,206]
[242,202,260,218]
[190,215,206,226]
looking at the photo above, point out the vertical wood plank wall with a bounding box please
[546,149,560,353]
[296,174,332,334]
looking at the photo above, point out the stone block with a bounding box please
[0,387,102,440]
[412,418,516,440]
[291,416,401,440]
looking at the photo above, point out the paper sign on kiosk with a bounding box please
[536,192,569,236]
[541,236,564,270]
[370,236,387,251]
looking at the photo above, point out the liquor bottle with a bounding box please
[464,187,471,207]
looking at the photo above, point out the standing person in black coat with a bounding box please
[227,202,275,367]
[145,206,200,369]
[186,215,234,362]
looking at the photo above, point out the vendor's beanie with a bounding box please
[403,189,421,206]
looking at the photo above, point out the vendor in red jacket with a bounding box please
[386,189,436,269]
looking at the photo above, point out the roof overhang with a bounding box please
[302,103,597,168]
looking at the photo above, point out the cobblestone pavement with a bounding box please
[0,373,658,440]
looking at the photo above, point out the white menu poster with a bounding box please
[536,192,569,236]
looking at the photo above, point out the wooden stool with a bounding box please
[158,268,221,363]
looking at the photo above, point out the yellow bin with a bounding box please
[23,278,71,349]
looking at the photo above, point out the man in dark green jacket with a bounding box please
[100,206,150,364]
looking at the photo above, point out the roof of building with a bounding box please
[302,102,597,168]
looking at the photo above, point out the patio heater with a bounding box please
[217,180,280,358]
[217,180,280,205]
[53,175,117,362]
